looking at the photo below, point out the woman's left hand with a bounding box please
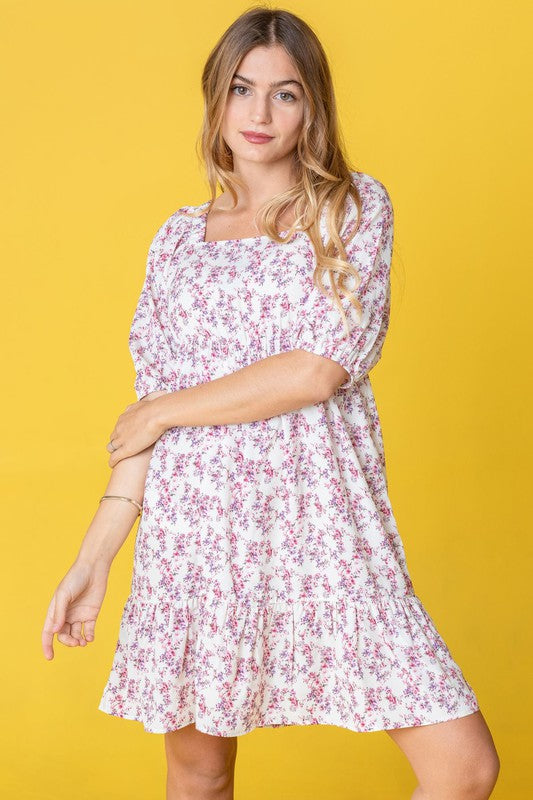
[106,396,166,467]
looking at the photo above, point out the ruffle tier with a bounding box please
[97,590,479,736]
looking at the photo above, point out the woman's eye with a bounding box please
[230,85,297,102]
[277,91,296,102]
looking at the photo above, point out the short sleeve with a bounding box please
[128,227,177,401]
[293,177,394,390]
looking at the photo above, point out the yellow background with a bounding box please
[1,0,531,797]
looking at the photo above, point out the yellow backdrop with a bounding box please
[1,0,531,797]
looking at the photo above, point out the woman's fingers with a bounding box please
[42,619,95,659]
[43,588,83,657]
[57,625,84,647]
[84,619,95,642]
[43,563,107,660]
[51,589,68,634]
[41,612,57,660]
[42,592,64,660]
[42,619,78,658]
[70,620,87,646]
[109,445,127,467]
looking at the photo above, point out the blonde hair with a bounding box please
[184,5,366,333]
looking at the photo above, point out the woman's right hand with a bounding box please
[41,559,110,660]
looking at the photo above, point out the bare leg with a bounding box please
[385,709,500,799]
[164,723,239,800]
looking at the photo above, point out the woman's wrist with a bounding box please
[76,500,142,569]
[151,391,180,432]
[76,522,132,570]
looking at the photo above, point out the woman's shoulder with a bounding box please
[341,170,393,236]
[350,170,392,209]
[148,201,205,249]
[320,171,392,247]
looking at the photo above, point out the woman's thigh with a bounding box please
[385,709,500,796]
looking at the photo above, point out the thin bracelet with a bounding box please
[99,495,143,515]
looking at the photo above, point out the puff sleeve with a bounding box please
[128,227,176,401]
[293,179,394,390]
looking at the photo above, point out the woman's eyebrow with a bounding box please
[232,73,303,89]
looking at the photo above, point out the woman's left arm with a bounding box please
[107,349,346,467]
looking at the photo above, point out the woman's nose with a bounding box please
[249,95,271,124]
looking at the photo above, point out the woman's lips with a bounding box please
[241,131,274,143]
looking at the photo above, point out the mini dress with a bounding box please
[97,170,480,736]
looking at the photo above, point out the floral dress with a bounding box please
[97,170,480,736]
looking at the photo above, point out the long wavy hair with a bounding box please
[184,5,366,333]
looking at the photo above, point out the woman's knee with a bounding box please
[164,723,238,782]
[385,709,500,798]
[413,749,499,799]
[465,747,500,798]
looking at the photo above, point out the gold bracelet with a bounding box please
[99,495,143,515]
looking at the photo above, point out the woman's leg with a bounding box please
[385,709,500,799]
[164,723,239,800]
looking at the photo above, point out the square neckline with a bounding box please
[195,201,292,245]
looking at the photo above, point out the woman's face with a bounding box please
[221,44,305,170]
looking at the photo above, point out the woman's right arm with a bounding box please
[41,390,167,660]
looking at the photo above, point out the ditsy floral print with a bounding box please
[98,171,479,736]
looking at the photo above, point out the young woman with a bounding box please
[42,7,500,799]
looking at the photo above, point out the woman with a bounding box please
[42,7,500,799]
